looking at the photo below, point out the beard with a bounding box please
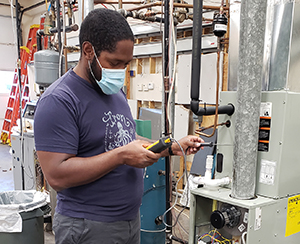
[88,57,104,95]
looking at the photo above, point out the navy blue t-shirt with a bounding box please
[34,69,143,222]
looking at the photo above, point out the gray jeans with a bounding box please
[53,212,140,244]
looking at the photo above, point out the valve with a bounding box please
[210,205,241,229]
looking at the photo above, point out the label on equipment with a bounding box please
[286,194,300,237]
[259,159,276,185]
[214,24,227,31]
[260,102,272,117]
[254,207,262,231]
[258,102,272,152]
[238,223,246,232]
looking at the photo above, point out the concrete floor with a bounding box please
[0,143,190,244]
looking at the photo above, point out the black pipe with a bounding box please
[36,30,43,51]
[56,0,63,76]
[15,0,25,191]
[56,0,62,54]
[49,23,79,34]
[191,102,235,116]
[169,235,188,244]
[22,1,45,13]
[190,0,202,102]
[163,0,172,241]
[190,0,234,117]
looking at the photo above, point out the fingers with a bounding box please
[179,135,204,155]
[123,140,161,167]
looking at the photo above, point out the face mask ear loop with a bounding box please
[88,59,99,82]
[91,46,103,70]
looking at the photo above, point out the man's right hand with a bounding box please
[120,140,162,168]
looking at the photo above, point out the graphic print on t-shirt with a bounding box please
[102,111,135,151]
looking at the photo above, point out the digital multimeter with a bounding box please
[146,137,173,153]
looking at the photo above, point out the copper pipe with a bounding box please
[81,0,84,22]
[118,0,123,9]
[125,1,229,12]
[173,3,229,11]
[126,1,162,11]
[95,0,144,4]
[195,121,228,134]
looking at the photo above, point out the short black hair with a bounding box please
[79,8,134,56]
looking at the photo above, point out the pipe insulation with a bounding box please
[190,0,234,117]
[232,0,268,199]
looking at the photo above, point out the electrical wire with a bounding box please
[143,185,165,196]
[100,3,108,9]
[174,206,189,220]
[140,228,166,233]
[162,138,189,228]
[241,232,247,244]
[166,4,177,136]
[171,210,185,241]
[198,229,231,244]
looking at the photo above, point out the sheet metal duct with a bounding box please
[232,0,268,199]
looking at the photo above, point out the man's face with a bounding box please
[90,39,134,81]
[97,39,134,69]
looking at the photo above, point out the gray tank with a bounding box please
[34,50,64,87]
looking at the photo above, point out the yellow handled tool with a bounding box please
[146,137,173,153]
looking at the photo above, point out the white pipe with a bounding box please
[192,176,231,189]
[204,155,213,179]
[192,155,231,189]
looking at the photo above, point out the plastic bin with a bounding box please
[0,190,47,244]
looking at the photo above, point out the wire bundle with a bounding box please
[198,229,231,244]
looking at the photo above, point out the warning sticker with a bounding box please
[259,159,276,185]
[285,194,300,237]
[260,102,272,117]
[258,102,272,152]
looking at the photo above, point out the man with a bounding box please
[34,8,203,244]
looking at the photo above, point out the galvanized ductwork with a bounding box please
[232,0,268,199]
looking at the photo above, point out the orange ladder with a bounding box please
[1,25,39,145]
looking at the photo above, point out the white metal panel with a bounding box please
[174,105,189,140]
[176,52,218,104]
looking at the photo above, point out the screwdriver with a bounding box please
[200,142,233,147]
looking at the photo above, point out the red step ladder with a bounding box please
[1,25,39,145]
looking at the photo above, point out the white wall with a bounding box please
[0,8,18,131]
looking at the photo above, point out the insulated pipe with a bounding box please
[190,0,202,104]
[191,0,234,116]
[190,0,234,117]
[232,0,268,199]
[161,0,173,241]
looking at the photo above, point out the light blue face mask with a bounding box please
[88,46,126,95]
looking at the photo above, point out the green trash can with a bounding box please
[0,190,47,244]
